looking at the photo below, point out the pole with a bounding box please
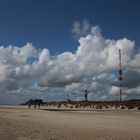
[118,49,122,103]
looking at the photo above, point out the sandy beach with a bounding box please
[0,105,140,140]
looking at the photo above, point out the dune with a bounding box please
[0,105,140,140]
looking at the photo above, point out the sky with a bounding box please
[0,0,140,104]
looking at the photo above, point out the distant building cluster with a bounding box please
[21,99,140,110]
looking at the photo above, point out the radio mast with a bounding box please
[118,49,123,102]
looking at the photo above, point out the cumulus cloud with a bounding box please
[125,86,140,95]
[129,53,140,70]
[0,21,140,103]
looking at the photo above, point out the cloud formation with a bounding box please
[0,21,140,103]
[71,19,91,39]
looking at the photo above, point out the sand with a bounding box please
[0,105,140,140]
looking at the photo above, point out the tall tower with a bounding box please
[118,49,123,102]
[84,90,88,101]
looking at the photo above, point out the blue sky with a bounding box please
[0,0,140,104]
[0,0,140,53]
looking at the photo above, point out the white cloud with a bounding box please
[129,53,140,70]
[125,86,140,95]
[38,48,50,64]
[0,21,140,103]
[109,86,120,96]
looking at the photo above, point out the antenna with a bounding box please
[118,49,123,102]
[80,90,89,101]
[84,90,88,101]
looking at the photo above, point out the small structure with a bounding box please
[26,99,43,109]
